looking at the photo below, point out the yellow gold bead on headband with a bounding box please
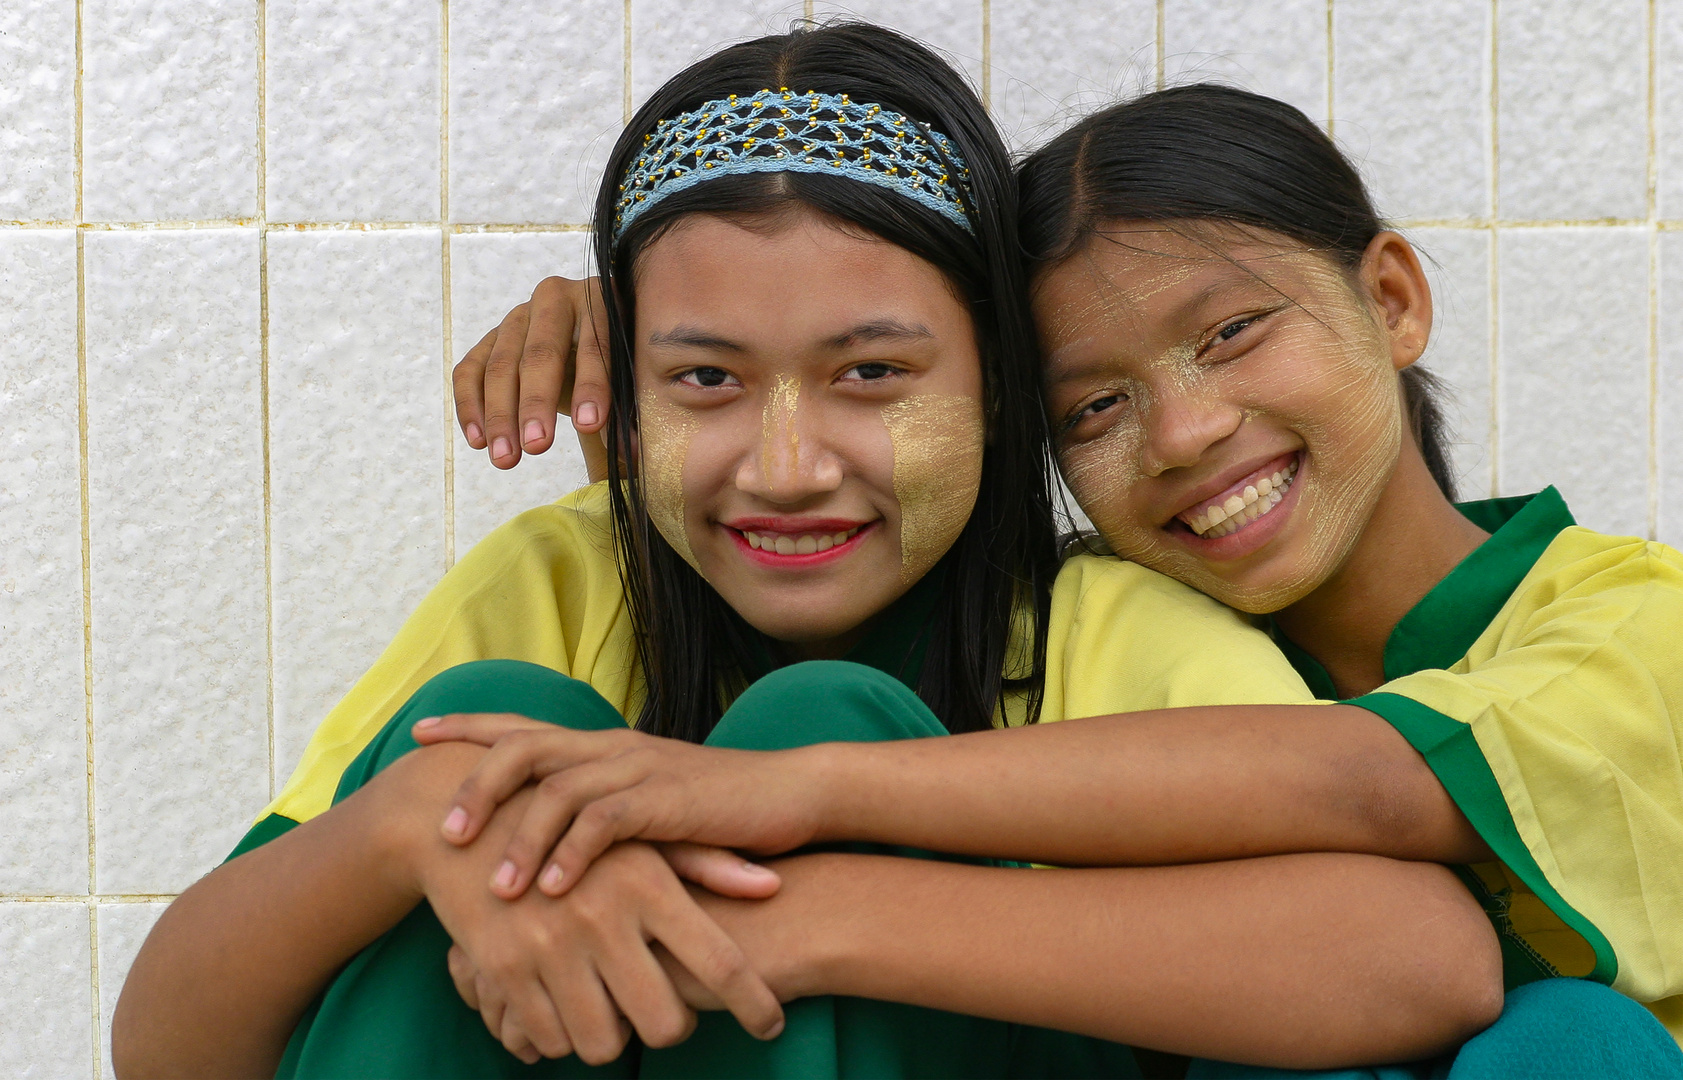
[613,89,974,238]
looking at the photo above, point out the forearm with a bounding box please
[809,704,1491,865]
[718,851,1502,1068]
[112,744,485,1079]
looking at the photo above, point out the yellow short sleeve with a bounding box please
[262,484,639,825]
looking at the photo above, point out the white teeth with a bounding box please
[742,525,862,555]
[1181,458,1300,539]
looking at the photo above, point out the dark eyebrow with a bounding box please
[824,318,934,349]
[646,325,747,352]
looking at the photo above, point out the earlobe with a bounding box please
[1362,231,1433,372]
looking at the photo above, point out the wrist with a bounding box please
[798,742,867,846]
[360,744,484,904]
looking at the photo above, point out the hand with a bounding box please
[412,713,825,900]
[453,275,611,476]
[421,815,785,1065]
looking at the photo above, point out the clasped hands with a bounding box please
[405,714,827,1066]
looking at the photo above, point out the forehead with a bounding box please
[1030,222,1337,365]
[634,209,965,338]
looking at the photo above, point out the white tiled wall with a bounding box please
[1,1,1679,1072]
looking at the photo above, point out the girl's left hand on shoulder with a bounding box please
[411,713,825,900]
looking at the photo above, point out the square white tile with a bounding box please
[1333,0,1490,223]
[990,0,1156,153]
[1163,0,1327,122]
[82,0,259,221]
[448,0,624,225]
[449,231,594,553]
[265,0,442,222]
[629,0,802,113]
[1412,228,1494,499]
[0,0,77,220]
[0,903,92,1078]
[1658,0,1683,219]
[1497,227,1650,535]
[1658,233,1683,546]
[1497,0,1647,221]
[0,231,88,895]
[267,229,446,787]
[84,228,269,894]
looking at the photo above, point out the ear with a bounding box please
[1358,231,1433,372]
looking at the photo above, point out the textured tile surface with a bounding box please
[265,0,442,222]
[990,0,1156,151]
[1497,0,1647,221]
[450,232,594,552]
[0,231,87,895]
[630,0,800,112]
[1412,228,1494,499]
[0,0,77,219]
[83,0,258,221]
[1660,0,1683,218]
[84,229,269,894]
[1498,228,1649,535]
[1163,0,1326,121]
[0,903,91,1078]
[268,229,445,785]
[1334,0,1490,222]
[448,0,624,224]
[97,902,167,1079]
[813,0,985,93]
[1660,234,1682,547]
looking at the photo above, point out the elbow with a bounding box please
[1373,863,1506,1059]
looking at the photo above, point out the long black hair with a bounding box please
[1017,83,1458,499]
[592,23,1059,742]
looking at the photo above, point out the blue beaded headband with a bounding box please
[614,89,975,238]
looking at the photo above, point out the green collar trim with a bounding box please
[1383,487,1573,680]
[1275,487,1574,693]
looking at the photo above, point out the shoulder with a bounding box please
[1497,527,1683,648]
[445,483,620,600]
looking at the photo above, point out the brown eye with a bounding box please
[679,366,737,388]
[1216,317,1254,342]
[841,362,899,382]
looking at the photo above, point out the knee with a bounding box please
[1455,978,1683,1078]
[712,661,942,750]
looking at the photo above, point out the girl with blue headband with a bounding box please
[437,81,1683,1079]
[114,24,1505,1080]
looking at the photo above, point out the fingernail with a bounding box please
[523,419,544,446]
[540,863,564,891]
[766,1018,785,1040]
[465,422,483,445]
[443,806,469,837]
[576,401,599,427]
[492,436,512,460]
[494,860,518,890]
[742,863,777,879]
[413,716,441,730]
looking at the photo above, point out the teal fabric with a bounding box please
[1184,978,1682,1079]
[276,658,1142,1080]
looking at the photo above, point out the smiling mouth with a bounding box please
[1180,456,1300,539]
[742,524,865,555]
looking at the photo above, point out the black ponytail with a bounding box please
[1017,83,1457,499]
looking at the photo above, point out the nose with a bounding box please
[736,377,844,502]
[1139,387,1244,477]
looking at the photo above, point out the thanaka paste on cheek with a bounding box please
[882,394,985,583]
[637,388,702,571]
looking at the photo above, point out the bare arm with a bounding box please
[708,849,1503,1069]
[420,703,1492,901]
[110,745,462,1078]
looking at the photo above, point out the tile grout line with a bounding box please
[10,217,1683,231]
[442,0,456,568]
[74,0,101,1068]
[1324,0,1334,132]
[1488,0,1501,498]
[258,0,275,803]
[1645,0,1659,540]
[2,895,181,903]
[1155,0,1165,90]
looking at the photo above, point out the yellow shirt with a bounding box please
[1297,488,1683,1041]
[264,483,1311,826]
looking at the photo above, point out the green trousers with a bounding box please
[274,659,1683,1080]
[277,658,1143,1079]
